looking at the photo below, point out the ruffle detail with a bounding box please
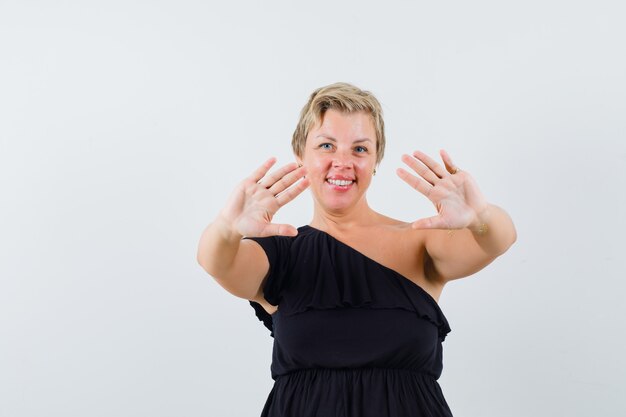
[250,226,451,341]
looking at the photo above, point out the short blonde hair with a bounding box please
[292,82,386,165]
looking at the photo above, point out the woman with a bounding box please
[197,82,516,417]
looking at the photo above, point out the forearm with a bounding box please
[468,204,517,256]
[196,214,243,278]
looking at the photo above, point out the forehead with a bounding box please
[309,109,376,141]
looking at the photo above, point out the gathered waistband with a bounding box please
[277,367,438,381]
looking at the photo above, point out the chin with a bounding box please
[318,194,362,213]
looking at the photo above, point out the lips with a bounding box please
[325,175,355,191]
[327,178,353,186]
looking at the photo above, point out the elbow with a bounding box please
[495,213,517,255]
[196,247,216,274]
[499,225,517,256]
[197,258,217,277]
[196,252,216,276]
[508,224,518,248]
[196,251,208,270]
[488,226,517,258]
[505,212,518,248]
[196,255,227,282]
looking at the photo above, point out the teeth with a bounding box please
[327,179,353,186]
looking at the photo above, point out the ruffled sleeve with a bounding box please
[244,235,292,337]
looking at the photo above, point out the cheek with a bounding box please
[305,156,331,174]
[355,159,375,173]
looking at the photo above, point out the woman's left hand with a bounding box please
[396,149,489,231]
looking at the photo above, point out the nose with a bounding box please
[332,149,354,169]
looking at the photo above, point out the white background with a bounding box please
[1,1,625,416]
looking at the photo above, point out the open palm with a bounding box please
[396,150,488,230]
[220,158,309,237]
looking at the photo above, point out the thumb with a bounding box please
[261,223,299,237]
[411,216,449,230]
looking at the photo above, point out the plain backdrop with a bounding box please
[1,1,625,416]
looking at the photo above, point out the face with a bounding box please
[298,109,377,214]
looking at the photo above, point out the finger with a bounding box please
[412,150,448,178]
[257,161,299,188]
[401,154,439,185]
[249,157,277,183]
[261,223,299,237]
[411,215,450,230]
[275,177,310,207]
[268,166,307,195]
[439,149,458,174]
[396,167,433,197]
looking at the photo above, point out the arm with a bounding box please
[197,215,269,300]
[424,203,517,282]
[196,158,308,300]
[397,149,516,283]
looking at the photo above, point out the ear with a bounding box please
[295,154,303,167]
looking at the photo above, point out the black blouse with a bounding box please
[247,225,453,417]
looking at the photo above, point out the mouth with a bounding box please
[326,178,354,186]
[325,177,355,191]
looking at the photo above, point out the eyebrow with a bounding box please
[315,135,373,143]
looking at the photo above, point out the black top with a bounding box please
[247,225,453,417]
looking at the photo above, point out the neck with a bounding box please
[310,196,378,233]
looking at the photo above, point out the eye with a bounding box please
[355,146,368,153]
[319,143,333,150]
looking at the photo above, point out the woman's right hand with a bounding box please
[218,157,309,238]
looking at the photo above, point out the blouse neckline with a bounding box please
[299,225,444,309]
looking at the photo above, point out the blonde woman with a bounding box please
[197,82,516,417]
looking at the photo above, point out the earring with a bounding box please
[373,169,377,176]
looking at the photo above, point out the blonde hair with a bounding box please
[292,82,386,165]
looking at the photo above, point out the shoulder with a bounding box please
[372,213,428,248]
[369,214,441,284]
[371,217,445,298]
[329,213,429,274]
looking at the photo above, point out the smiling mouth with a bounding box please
[326,179,354,186]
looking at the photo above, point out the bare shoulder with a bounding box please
[375,217,445,301]
[328,214,444,301]
[370,213,427,251]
